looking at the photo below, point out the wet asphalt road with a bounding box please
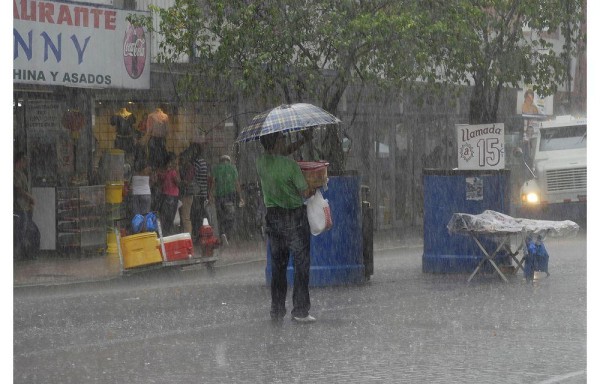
[14,234,587,383]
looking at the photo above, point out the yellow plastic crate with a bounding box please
[120,232,163,269]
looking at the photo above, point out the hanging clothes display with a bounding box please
[143,107,169,168]
[110,108,137,155]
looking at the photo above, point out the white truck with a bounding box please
[518,115,587,224]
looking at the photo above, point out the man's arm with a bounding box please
[281,130,313,156]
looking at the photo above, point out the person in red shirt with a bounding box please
[157,152,180,235]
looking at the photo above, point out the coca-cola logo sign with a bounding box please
[123,23,147,79]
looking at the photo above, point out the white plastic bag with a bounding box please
[306,190,333,236]
[174,199,183,226]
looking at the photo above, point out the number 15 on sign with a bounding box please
[456,123,505,170]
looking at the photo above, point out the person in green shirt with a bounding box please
[211,155,244,244]
[256,130,317,323]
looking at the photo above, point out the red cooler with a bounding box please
[158,233,194,261]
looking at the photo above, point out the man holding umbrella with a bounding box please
[238,103,341,323]
[257,130,317,323]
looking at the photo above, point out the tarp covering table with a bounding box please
[447,210,579,282]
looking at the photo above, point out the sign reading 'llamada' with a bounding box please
[455,123,505,170]
[13,0,150,89]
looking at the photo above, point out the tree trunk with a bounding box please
[322,90,347,175]
[469,78,501,125]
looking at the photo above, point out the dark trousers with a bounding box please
[215,193,236,238]
[14,208,31,259]
[159,195,179,235]
[131,194,151,217]
[266,206,311,318]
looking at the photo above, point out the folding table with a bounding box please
[446,210,579,283]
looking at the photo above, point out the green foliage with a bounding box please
[420,0,585,123]
[135,0,585,165]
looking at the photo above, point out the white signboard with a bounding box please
[13,0,150,89]
[456,123,505,170]
[26,99,64,132]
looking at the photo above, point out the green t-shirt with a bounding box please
[256,154,308,209]
[212,162,238,197]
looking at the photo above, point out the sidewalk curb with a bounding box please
[13,240,424,289]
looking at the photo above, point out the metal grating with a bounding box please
[546,167,587,192]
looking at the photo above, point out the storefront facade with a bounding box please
[13,0,152,252]
[15,1,585,255]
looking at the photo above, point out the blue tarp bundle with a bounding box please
[524,237,550,280]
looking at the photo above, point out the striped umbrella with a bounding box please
[236,103,341,143]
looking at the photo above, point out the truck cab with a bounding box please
[518,115,587,224]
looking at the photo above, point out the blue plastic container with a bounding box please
[266,175,365,286]
[422,169,511,273]
[524,237,549,280]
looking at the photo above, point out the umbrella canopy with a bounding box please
[236,103,341,143]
